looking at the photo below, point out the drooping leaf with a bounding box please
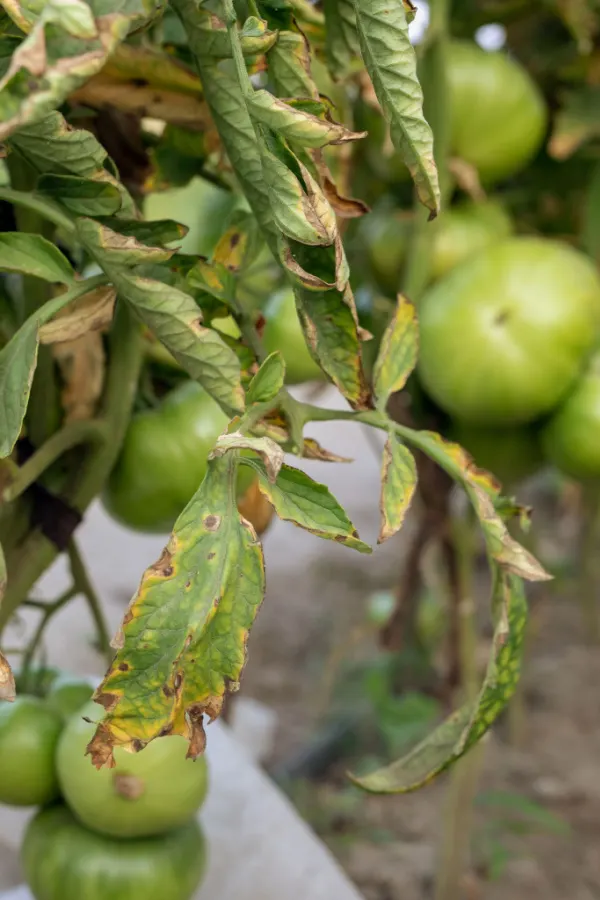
[399,429,552,583]
[323,0,360,81]
[352,572,527,792]
[249,460,371,553]
[95,218,189,248]
[267,29,319,100]
[77,218,245,415]
[211,432,284,483]
[212,210,265,274]
[246,351,285,406]
[248,89,364,148]
[87,455,265,767]
[0,279,103,457]
[373,294,418,410]
[8,111,107,177]
[353,0,440,216]
[37,175,123,217]
[0,0,165,141]
[39,285,115,345]
[0,233,75,283]
[378,434,417,544]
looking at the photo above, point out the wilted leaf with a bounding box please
[77,218,245,416]
[246,352,285,406]
[70,76,210,128]
[212,210,265,274]
[267,29,319,100]
[212,433,284,483]
[353,0,440,216]
[8,111,107,177]
[96,218,188,248]
[37,174,123,216]
[351,573,527,792]
[53,329,104,422]
[378,434,417,544]
[88,455,265,766]
[250,460,371,553]
[40,285,115,344]
[373,294,418,410]
[302,437,353,463]
[248,89,365,148]
[0,233,75,283]
[0,0,164,141]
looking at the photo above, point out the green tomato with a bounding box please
[449,41,547,183]
[0,696,62,806]
[263,288,326,385]
[103,382,254,533]
[57,702,209,839]
[418,238,600,426]
[450,421,544,487]
[145,177,237,257]
[46,674,93,721]
[363,200,512,296]
[542,352,600,480]
[22,804,206,900]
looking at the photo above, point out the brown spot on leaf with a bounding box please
[173,672,183,692]
[230,232,240,248]
[162,684,173,698]
[94,691,119,712]
[185,580,191,588]
[118,662,129,672]
[207,552,215,561]
[203,515,221,531]
[150,548,174,578]
[113,772,145,800]
[159,724,173,737]
[132,739,146,753]
[185,704,207,759]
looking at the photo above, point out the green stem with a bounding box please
[0,302,143,636]
[20,585,78,689]
[3,419,108,502]
[0,187,75,235]
[435,508,484,900]
[67,540,112,662]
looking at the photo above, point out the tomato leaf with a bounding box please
[0,0,164,141]
[268,29,320,99]
[400,429,551,583]
[373,294,418,410]
[379,434,417,544]
[353,0,440,217]
[77,218,245,416]
[9,111,108,177]
[246,352,285,406]
[351,572,527,792]
[88,455,265,767]
[248,89,364,148]
[250,460,371,553]
[211,433,284,483]
[97,217,189,248]
[323,0,360,81]
[0,233,75,283]
[37,175,123,217]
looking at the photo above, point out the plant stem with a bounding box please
[435,508,485,900]
[20,585,78,689]
[0,187,75,235]
[67,540,112,662]
[3,419,108,502]
[579,480,600,643]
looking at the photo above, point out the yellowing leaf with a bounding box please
[379,434,417,544]
[88,455,265,767]
[248,89,365,148]
[373,294,418,409]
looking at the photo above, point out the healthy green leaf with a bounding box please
[246,352,285,406]
[37,175,123,217]
[77,218,245,415]
[0,0,165,141]
[250,460,371,553]
[351,573,527,792]
[0,233,75,283]
[87,455,265,767]
[323,0,360,81]
[353,0,440,216]
[378,434,417,544]
[373,294,418,410]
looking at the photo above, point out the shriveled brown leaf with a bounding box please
[53,330,105,422]
[40,286,116,345]
[70,78,210,129]
[0,652,15,702]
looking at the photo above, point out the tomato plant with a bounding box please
[0,0,598,897]
[0,696,62,806]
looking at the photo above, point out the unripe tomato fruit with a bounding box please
[22,804,206,900]
[103,382,255,534]
[418,238,600,426]
[57,702,209,839]
[449,41,547,183]
[0,696,62,807]
[450,421,543,487]
[45,674,93,721]
[263,288,326,385]
[542,352,600,479]
[363,200,512,296]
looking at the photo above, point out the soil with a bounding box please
[240,476,600,900]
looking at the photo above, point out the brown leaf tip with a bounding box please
[150,547,174,578]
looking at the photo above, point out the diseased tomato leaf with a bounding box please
[351,572,527,792]
[373,294,418,410]
[0,233,75,284]
[88,454,265,768]
[37,175,123,217]
[378,434,417,544]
